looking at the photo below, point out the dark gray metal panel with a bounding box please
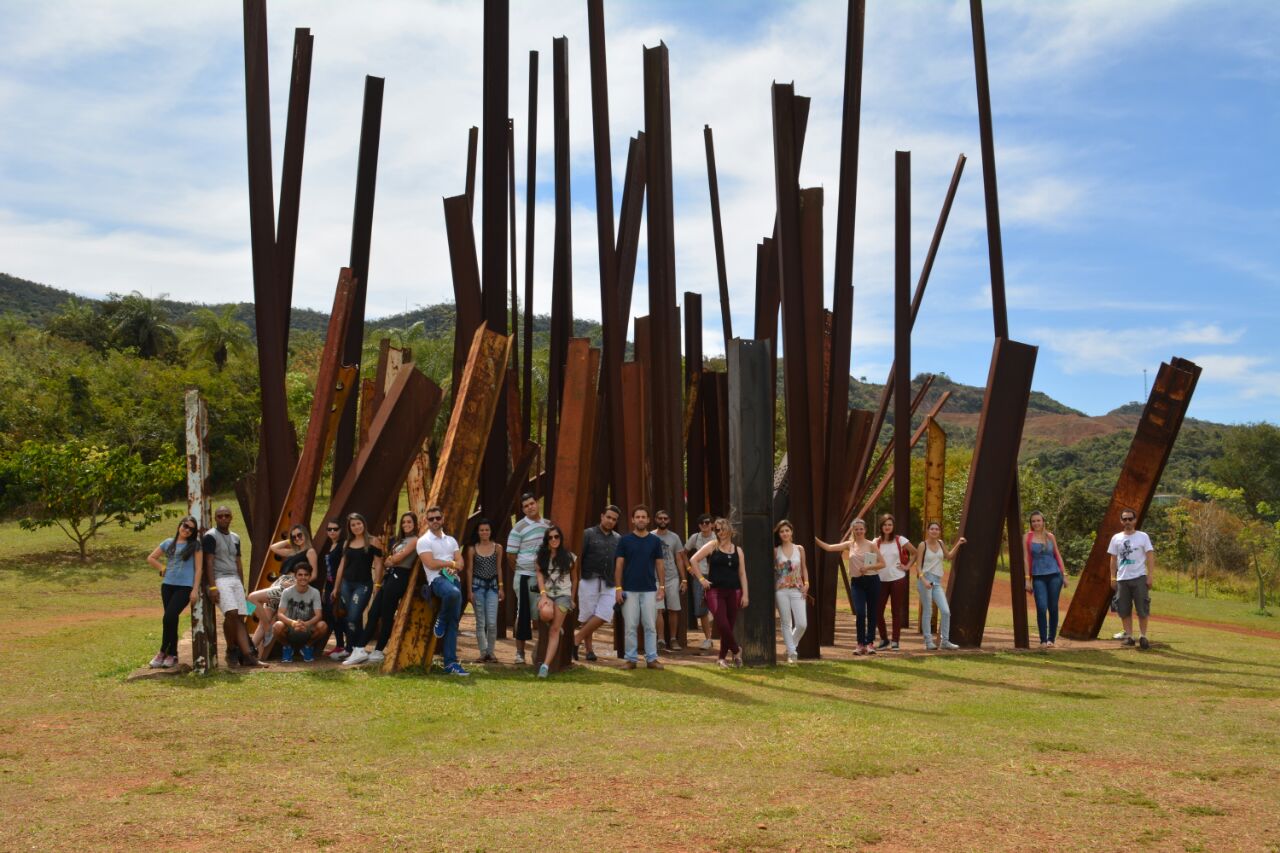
[894,151,912,537]
[729,338,775,666]
[970,0,1008,339]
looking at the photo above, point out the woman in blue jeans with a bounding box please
[1023,511,1069,646]
[330,512,383,664]
[909,521,965,650]
[465,518,504,663]
[817,519,884,656]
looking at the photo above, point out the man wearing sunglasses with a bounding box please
[202,507,265,667]
[1108,509,1156,649]
[415,505,467,676]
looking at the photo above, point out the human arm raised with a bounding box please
[689,540,716,588]
[814,537,853,553]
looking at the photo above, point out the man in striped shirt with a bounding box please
[506,493,551,664]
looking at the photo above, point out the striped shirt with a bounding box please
[506,516,550,577]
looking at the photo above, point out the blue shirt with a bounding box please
[1030,540,1058,576]
[159,538,197,587]
[616,532,663,592]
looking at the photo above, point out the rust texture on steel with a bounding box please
[332,75,384,494]
[465,125,478,213]
[703,371,730,518]
[445,193,484,397]
[1006,493,1029,648]
[276,26,313,322]
[684,293,706,524]
[480,0,510,524]
[616,133,647,325]
[1061,358,1202,640]
[522,49,538,442]
[970,0,1008,339]
[384,326,512,674]
[185,389,217,674]
[853,375,935,515]
[855,390,951,522]
[894,151,912,539]
[643,42,684,537]
[620,361,651,516]
[508,120,519,394]
[946,338,1037,647]
[703,125,732,352]
[545,35,573,502]
[251,268,359,589]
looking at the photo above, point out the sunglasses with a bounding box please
[292,532,305,540]
[181,523,196,530]
[1121,517,1136,523]
[548,533,561,540]
[427,516,443,522]
[326,527,340,533]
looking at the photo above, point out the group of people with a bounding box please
[145,497,1158,673]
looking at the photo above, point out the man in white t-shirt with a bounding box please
[1108,508,1156,650]
[415,505,468,676]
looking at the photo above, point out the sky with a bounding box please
[1,0,1277,424]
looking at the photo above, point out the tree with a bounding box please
[2,439,183,561]
[1240,502,1278,614]
[181,305,252,370]
[103,291,177,358]
[1210,424,1280,521]
[45,297,109,352]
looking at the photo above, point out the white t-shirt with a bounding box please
[416,529,461,584]
[877,536,910,582]
[1108,531,1153,581]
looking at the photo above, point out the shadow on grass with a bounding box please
[0,546,139,583]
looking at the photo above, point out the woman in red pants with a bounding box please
[689,518,750,668]
[874,513,916,650]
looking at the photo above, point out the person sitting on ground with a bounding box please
[203,506,265,667]
[1110,508,1156,650]
[689,517,750,668]
[772,519,809,664]
[908,521,965,651]
[535,524,577,678]
[272,562,327,662]
[415,505,468,676]
[252,524,316,658]
[652,509,688,652]
[573,505,621,662]
[145,515,202,668]
[684,513,717,651]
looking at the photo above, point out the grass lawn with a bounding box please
[1,510,1278,851]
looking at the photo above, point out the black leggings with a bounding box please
[160,583,192,656]
[372,569,411,652]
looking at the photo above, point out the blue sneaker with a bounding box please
[301,645,314,662]
[280,646,294,663]
[433,614,446,639]
[445,662,470,677]
[538,663,549,678]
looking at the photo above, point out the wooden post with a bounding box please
[185,389,216,675]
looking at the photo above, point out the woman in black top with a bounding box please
[465,518,504,663]
[330,513,383,664]
[689,518,750,668]
[321,520,347,659]
[366,512,420,665]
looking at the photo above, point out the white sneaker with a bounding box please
[1112,630,1129,640]
[658,639,667,650]
[941,640,960,650]
[344,648,370,666]
[514,652,526,665]
[669,641,682,652]
[148,652,166,669]
[786,653,797,664]
[367,650,385,664]
[700,639,713,651]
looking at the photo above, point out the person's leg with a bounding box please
[340,579,365,649]
[917,578,935,648]
[932,584,952,645]
[722,589,741,656]
[515,576,533,657]
[161,584,191,657]
[1031,575,1050,643]
[706,589,729,659]
[875,579,891,644]
[431,575,463,668]
[656,604,666,647]
[775,589,795,656]
[890,578,907,643]
[622,591,640,663]
[1116,578,1135,638]
[641,591,658,662]
[374,572,409,652]
[863,577,882,647]
[543,606,568,667]
[788,588,807,652]
[1045,573,1063,642]
[850,578,867,647]
[1135,580,1150,640]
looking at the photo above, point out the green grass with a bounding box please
[2,511,1279,850]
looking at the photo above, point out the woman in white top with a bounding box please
[817,519,885,655]
[908,521,965,650]
[874,514,917,650]
[772,520,810,664]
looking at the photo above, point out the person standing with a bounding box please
[203,506,265,667]
[684,514,717,651]
[817,519,884,655]
[365,512,421,666]
[1023,511,1069,647]
[331,513,383,665]
[614,505,666,670]
[573,505,621,662]
[874,513,916,651]
[416,505,468,675]
[535,525,576,678]
[652,509,688,652]
[145,515,202,668]
[272,562,326,662]
[465,518,504,663]
[772,520,809,664]
[506,493,551,665]
[1110,509,1156,649]
[320,520,348,659]
[909,522,964,651]
[689,518,750,668]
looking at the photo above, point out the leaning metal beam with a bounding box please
[970,0,1008,339]
[445,193,484,396]
[855,391,952,521]
[946,339,1037,647]
[703,125,733,352]
[1061,358,1202,640]
[383,326,512,673]
[894,151,912,534]
[616,133,646,327]
[275,27,313,334]
[522,50,538,442]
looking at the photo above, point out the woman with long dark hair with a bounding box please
[321,520,347,659]
[145,515,202,668]
[534,525,576,678]
[466,518,504,663]
[365,511,421,666]
[908,521,965,651]
[817,519,884,655]
[690,518,750,668]
[772,519,809,664]
[252,524,317,657]
[874,513,916,650]
[331,512,383,665]
[1024,510,1069,646]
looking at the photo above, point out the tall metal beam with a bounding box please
[444,193,484,397]
[729,339,775,666]
[465,125,479,216]
[685,294,706,528]
[522,50,538,442]
[275,27,313,340]
[703,125,733,352]
[894,151,912,536]
[545,35,573,503]
[615,133,646,324]
[970,0,1008,339]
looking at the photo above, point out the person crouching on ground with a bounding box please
[535,524,576,678]
[273,562,326,662]
[689,517,749,668]
[909,521,964,651]
[145,515,202,668]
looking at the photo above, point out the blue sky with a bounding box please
[1,1,1276,423]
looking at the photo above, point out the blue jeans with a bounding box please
[340,579,372,649]
[472,577,499,657]
[1032,572,1064,643]
[917,573,951,646]
[622,590,658,663]
[850,574,880,646]
[425,574,462,667]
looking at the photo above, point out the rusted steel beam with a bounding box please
[946,339,1037,647]
[522,50,538,442]
[970,0,1008,339]
[643,42,684,538]
[1006,494,1029,648]
[704,371,731,517]
[1061,358,1202,640]
[445,193,484,397]
[853,375,936,515]
[251,268,359,591]
[855,390,952,522]
[545,35,573,504]
[703,125,732,352]
[185,389,216,673]
[465,125,478,216]
[356,378,376,450]
[620,361,651,516]
[685,294,706,526]
[508,120,519,392]
[894,151,912,538]
[616,133,646,323]
[505,368,522,470]
[383,326,512,673]
[333,75,384,494]
[275,27,313,332]
[405,440,432,524]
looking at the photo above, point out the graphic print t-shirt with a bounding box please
[280,585,321,622]
[1108,531,1153,581]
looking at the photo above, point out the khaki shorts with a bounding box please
[578,577,616,623]
[1116,576,1150,618]
[655,576,682,611]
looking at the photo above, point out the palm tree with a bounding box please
[181,305,252,370]
[105,291,177,358]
